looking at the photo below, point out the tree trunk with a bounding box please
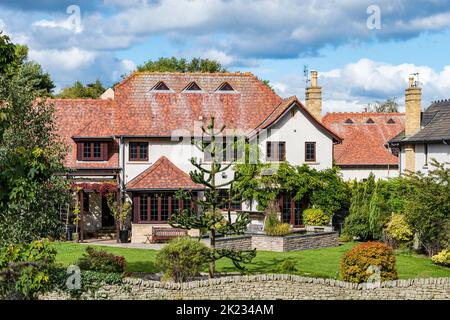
[209,228,216,278]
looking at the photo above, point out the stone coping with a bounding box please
[250,231,338,239]
[121,274,450,291]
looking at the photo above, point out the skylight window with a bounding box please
[217,82,235,92]
[386,118,396,124]
[184,82,203,92]
[344,118,354,124]
[366,118,375,124]
[152,81,171,91]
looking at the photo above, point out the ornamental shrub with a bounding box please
[264,212,291,236]
[155,237,211,282]
[265,223,290,236]
[385,213,413,242]
[431,250,449,267]
[276,258,297,274]
[0,239,57,299]
[303,208,330,226]
[340,241,398,283]
[77,247,126,273]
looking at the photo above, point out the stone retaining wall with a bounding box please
[41,275,450,300]
[282,232,339,251]
[215,235,252,251]
[252,232,339,252]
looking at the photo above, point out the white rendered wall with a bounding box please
[339,167,399,181]
[257,107,333,170]
[397,143,450,174]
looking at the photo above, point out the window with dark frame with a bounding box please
[266,141,286,161]
[77,141,108,161]
[305,142,316,162]
[129,142,148,161]
[82,192,89,213]
[139,196,148,221]
[218,189,242,211]
[203,136,243,162]
[135,192,196,223]
[424,143,429,166]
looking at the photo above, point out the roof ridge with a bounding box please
[129,71,255,77]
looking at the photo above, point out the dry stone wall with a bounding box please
[41,275,450,300]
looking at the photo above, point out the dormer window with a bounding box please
[152,81,171,91]
[216,82,235,92]
[344,118,354,124]
[386,118,396,124]
[77,141,108,161]
[366,118,375,124]
[184,82,203,92]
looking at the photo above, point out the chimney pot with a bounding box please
[311,70,318,87]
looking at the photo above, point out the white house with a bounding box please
[53,71,341,242]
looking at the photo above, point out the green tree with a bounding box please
[0,72,69,245]
[169,117,256,278]
[367,98,399,113]
[0,32,17,75]
[57,79,105,99]
[137,57,227,73]
[342,174,376,240]
[368,182,390,240]
[403,160,450,256]
[0,38,54,96]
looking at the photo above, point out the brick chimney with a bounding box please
[404,75,422,172]
[305,70,322,121]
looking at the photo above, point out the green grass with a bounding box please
[52,242,450,279]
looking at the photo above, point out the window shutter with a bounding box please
[101,142,108,161]
[77,143,83,161]
[133,195,139,223]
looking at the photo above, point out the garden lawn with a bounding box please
[52,242,450,279]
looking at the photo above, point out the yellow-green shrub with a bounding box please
[385,213,413,242]
[264,212,291,236]
[303,208,330,226]
[431,250,449,267]
[268,223,290,236]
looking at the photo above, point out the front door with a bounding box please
[101,195,115,228]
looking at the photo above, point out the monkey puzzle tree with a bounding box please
[169,117,256,278]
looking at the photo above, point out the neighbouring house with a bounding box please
[322,112,405,180]
[52,71,341,243]
[388,77,450,174]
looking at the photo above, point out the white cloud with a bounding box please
[29,47,97,71]
[273,58,450,113]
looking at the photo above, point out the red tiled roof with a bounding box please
[126,156,203,190]
[250,96,342,142]
[322,112,405,165]
[113,72,283,136]
[52,99,119,169]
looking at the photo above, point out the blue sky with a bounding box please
[1,0,450,112]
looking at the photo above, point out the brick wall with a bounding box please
[41,275,450,300]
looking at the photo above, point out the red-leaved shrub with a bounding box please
[77,247,126,273]
[340,241,398,283]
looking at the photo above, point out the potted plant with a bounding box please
[107,194,132,243]
[72,198,81,242]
